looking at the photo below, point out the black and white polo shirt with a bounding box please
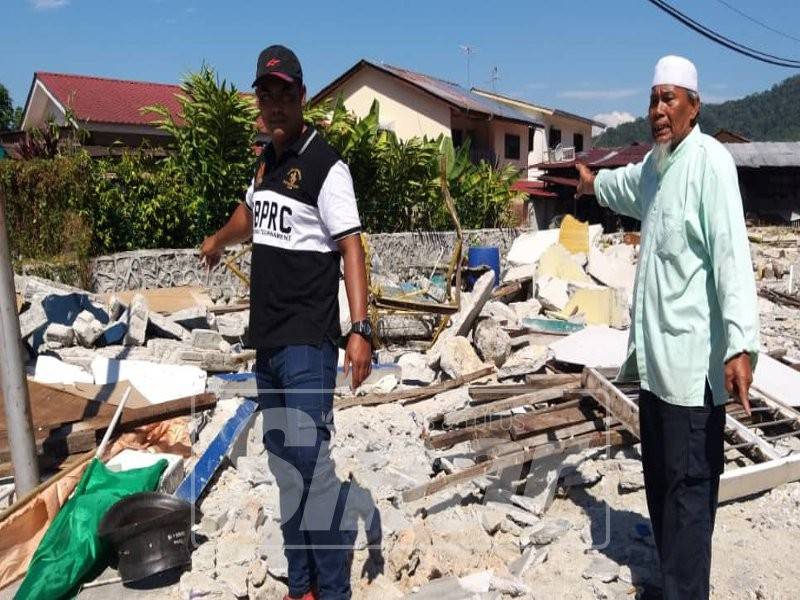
[244,126,361,348]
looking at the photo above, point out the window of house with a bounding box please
[549,127,562,149]
[452,128,463,147]
[574,133,584,153]
[528,127,535,154]
[505,133,520,160]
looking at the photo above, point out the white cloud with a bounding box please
[592,110,636,136]
[558,88,638,100]
[30,0,69,9]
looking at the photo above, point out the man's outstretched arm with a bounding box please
[576,161,644,221]
[199,202,253,269]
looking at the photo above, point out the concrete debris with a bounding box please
[588,243,637,305]
[536,276,570,311]
[72,310,105,347]
[169,306,212,330]
[32,355,93,384]
[561,460,603,488]
[397,352,437,385]
[106,295,127,321]
[509,298,542,321]
[497,344,552,380]
[192,328,232,352]
[148,310,191,341]
[479,301,521,328]
[581,555,620,583]
[216,311,249,342]
[429,270,494,354]
[520,518,571,547]
[502,262,536,284]
[18,295,49,339]
[438,336,486,379]
[538,243,594,285]
[377,314,436,341]
[43,322,74,348]
[123,293,149,346]
[473,318,512,367]
[618,469,646,494]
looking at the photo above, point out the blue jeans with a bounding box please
[255,342,353,599]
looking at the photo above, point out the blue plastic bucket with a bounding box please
[467,246,500,289]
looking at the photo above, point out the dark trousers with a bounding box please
[639,384,725,600]
[255,342,353,600]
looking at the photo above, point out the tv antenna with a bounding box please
[459,45,477,88]
[489,66,501,91]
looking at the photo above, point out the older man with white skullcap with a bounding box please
[576,56,759,599]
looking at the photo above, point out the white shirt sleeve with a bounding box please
[244,178,255,210]
[318,160,362,241]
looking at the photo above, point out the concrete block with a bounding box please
[106,295,127,321]
[473,319,512,367]
[509,298,542,321]
[43,323,74,347]
[18,295,48,339]
[72,310,105,347]
[520,518,571,547]
[148,311,191,341]
[497,345,552,380]
[439,336,485,379]
[479,300,521,328]
[191,328,231,352]
[123,294,149,346]
[376,314,436,341]
[216,311,248,342]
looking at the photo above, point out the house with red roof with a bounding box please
[16,71,265,156]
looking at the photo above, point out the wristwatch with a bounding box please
[351,319,373,342]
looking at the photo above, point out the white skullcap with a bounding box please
[652,55,698,93]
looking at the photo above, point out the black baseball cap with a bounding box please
[252,45,303,87]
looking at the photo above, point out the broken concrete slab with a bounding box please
[18,296,49,339]
[192,328,231,352]
[520,517,571,547]
[502,263,536,284]
[72,310,105,347]
[397,352,437,385]
[473,319,512,367]
[509,298,542,321]
[548,325,629,369]
[148,311,190,341]
[536,276,570,311]
[618,469,645,494]
[506,228,561,267]
[123,294,149,346]
[377,314,436,341]
[497,344,552,380]
[588,243,636,306]
[479,301,521,328]
[439,336,486,379]
[215,311,249,343]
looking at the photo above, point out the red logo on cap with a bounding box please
[266,58,281,68]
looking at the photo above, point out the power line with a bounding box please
[647,0,800,68]
[714,0,800,46]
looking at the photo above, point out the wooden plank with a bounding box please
[719,453,800,503]
[443,384,579,428]
[581,368,641,437]
[403,430,627,502]
[374,296,459,315]
[481,420,624,460]
[426,398,584,450]
[468,374,580,402]
[335,366,494,410]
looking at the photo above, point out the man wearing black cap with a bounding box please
[200,45,372,600]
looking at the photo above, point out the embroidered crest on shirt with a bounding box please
[284,168,302,190]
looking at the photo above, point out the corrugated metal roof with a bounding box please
[724,142,800,168]
[373,62,544,127]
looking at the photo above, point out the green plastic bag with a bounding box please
[15,457,167,600]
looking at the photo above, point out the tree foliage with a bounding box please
[595,75,800,146]
[0,83,18,132]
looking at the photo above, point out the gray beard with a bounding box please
[653,142,672,177]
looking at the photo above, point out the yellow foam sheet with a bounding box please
[553,287,627,328]
[538,244,593,284]
[558,214,590,255]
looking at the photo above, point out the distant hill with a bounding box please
[594,75,800,147]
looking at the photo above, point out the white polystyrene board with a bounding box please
[32,355,94,385]
[752,353,800,407]
[548,325,629,368]
[507,225,603,267]
[91,357,206,404]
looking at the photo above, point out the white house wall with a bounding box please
[331,68,452,141]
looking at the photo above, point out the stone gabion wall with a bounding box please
[86,227,530,294]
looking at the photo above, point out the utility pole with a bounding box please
[0,190,39,494]
[460,45,476,88]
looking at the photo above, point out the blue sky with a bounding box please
[5,0,800,129]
